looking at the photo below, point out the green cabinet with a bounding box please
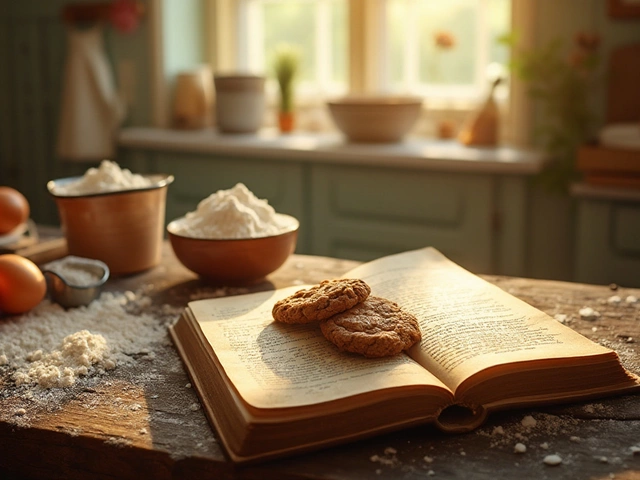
[573,184,640,288]
[310,164,529,275]
[310,165,493,270]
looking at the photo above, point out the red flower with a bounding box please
[109,0,141,34]
[434,31,456,50]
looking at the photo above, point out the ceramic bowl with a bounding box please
[47,174,174,276]
[327,95,423,143]
[167,213,299,285]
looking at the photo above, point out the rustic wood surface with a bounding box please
[1,243,639,480]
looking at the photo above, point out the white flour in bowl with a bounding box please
[171,183,292,239]
[53,160,153,196]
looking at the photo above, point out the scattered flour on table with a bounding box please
[52,160,153,196]
[478,413,581,450]
[170,183,292,239]
[0,291,168,389]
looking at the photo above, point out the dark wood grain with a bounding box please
[1,244,639,480]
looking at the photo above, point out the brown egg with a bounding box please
[0,187,30,234]
[0,254,47,315]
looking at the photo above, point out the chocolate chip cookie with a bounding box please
[272,278,371,324]
[320,296,422,358]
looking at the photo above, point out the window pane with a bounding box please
[384,0,510,98]
[263,2,316,81]
[243,0,348,95]
[331,2,348,87]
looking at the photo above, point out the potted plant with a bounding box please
[273,44,300,133]
[500,31,601,192]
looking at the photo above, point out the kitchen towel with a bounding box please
[56,25,126,161]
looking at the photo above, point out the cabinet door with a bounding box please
[575,199,640,287]
[154,153,308,252]
[310,165,494,273]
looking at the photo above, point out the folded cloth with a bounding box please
[599,123,640,151]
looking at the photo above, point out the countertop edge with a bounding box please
[117,127,548,175]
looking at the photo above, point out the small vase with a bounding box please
[278,111,295,133]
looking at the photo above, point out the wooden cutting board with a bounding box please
[0,236,68,265]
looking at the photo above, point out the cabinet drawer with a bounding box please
[310,165,494,272]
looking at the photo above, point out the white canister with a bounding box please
[214,74,265,133]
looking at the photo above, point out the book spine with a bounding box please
[434,404,488,433]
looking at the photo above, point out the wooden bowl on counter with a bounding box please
[167,213,299,286]
[327,95,423,143]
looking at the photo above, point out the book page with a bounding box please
[344,247,612,392]
[188,287,451,409]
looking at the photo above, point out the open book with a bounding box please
[169,247,640,463]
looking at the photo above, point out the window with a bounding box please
[213,0,511,107]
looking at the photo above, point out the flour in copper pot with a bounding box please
[52,160,153,195]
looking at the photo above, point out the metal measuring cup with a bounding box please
[41,256,110,308]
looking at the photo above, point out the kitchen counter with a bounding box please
[118,127,547,175]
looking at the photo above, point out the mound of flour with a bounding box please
[0,291,167,389]
[172,183,290,239]
[53,160,153,195]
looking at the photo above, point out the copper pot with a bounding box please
[47,174,174,275]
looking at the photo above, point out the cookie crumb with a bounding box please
[579,307,600,320]
[514,443,527,453]
[521,415,536,428]
[543,454,562,466]
[15,408,26,416]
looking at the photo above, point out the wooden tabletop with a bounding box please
[1,243,639,480]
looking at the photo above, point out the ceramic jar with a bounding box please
[214,74,265,133]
